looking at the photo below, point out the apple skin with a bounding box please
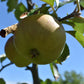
[5,36,31,67]
[14,14,66,64]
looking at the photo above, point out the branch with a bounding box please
[59,8,81,22]
[0,23,18,38]
[26,0,34,12]
[25,63,40,84]
[25,66,32,70]
[0,62,14,72]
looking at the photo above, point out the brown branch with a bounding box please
[26,0,34,12]
[0,62,14,72]
[0,23,18,38]
[25,63,40,84]
[59,8,81,22]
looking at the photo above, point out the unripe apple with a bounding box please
[14,14,66,64]
[5,36,31,67]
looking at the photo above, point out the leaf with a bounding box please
[50,63,59,80]
[41,0,54,9]
[0,54,6,63]
[55,0,59,8]
[0,78,6,84]
[39,5,50,14]
[58,0,75,8]
[45,79,52,84]
[66,31,84,47]
[7,0,18,12]
[20,4,50,19]
[14,3,27,21]
[62,16,84,47]
[69,16,84,33]
[1,0,6,1]
[56,44,70,64]
[80,0,84,7]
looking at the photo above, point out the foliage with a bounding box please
[39,71,84,84]
[0,78,6,84]
[59,71,84,84]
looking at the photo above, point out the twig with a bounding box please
[59,8,81,22]
[26,0,34,12]
[0,62,14,72]
[76,0,80,12]
[0,23,18,38]
[25,66,32,70]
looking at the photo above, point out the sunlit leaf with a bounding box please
[14,3,27,21]
[56,44,70,64]
[69,16,84,33]
[41,0,54,9]
[50,63,59,80]
[0,54,6,63]
[66,31,84,47]
[80,0,84,7]
[55,0,59,8]
[7,0,18,12]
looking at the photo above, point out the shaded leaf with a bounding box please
[1,0,6,1]
[66,31,76,37]
[41,0,54,9]
[45,79,52,84]
[56,44,70,64]
[59,0,75,8]
[20,4,50,19]
[0,78,6,84]
[7,0,18,12]
[0,54,6,63]
[14,3,27,21]
[17,83,28,84]
[66,31,84,47]
[50,63,59,80]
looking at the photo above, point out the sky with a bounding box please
[0,0,84,84]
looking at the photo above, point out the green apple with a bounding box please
[5,36,31,67]
[14,14,66,64]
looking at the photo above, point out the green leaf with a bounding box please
[7,0,18,12]
[41,0,54,9]
[45,79,52,84]
[40,5,50,14]
[0,54,6,63]
[69,16,84,33]
[55,0,59,8]
[14,3,27,21]
[50,63,59,80]
[0,78,6,84]
[62,16,84,47]
[66,31,84,47]
[56,44,70,64]
[75,32,84,47]
[1,0,6,1]
[80,0,84,7]
[58,0,75,8]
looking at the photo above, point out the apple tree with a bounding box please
[0,0,84,84]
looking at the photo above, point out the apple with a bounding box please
[13,14,66,64]
[5,36,31,67]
